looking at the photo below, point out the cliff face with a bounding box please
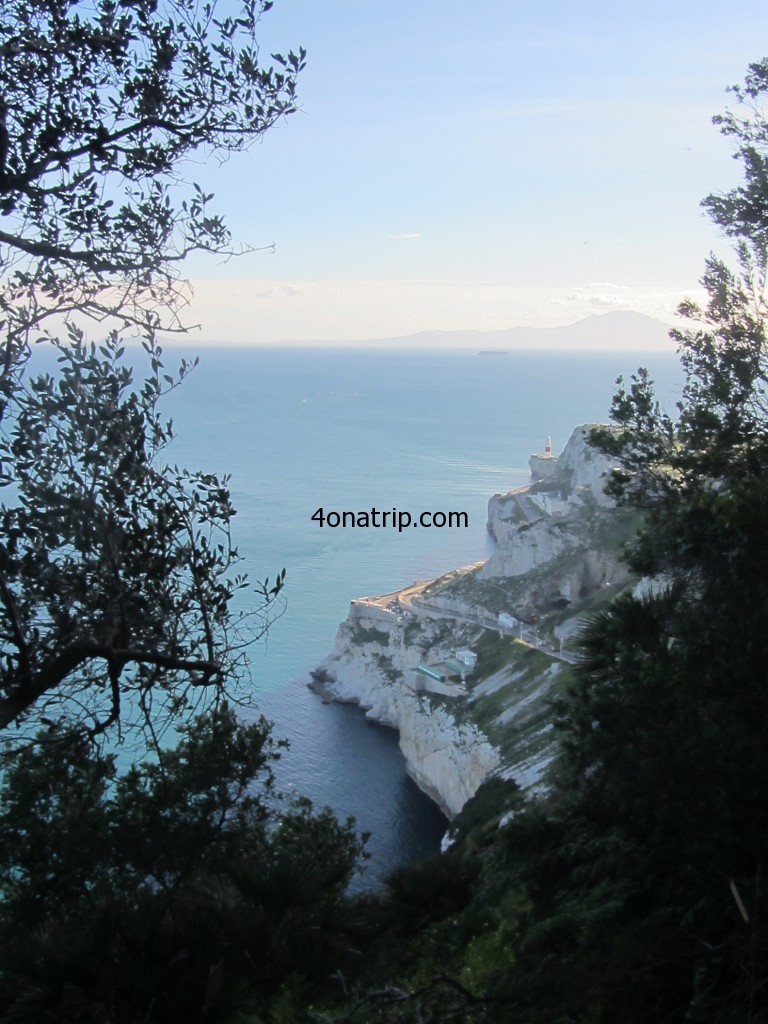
[314,426,638,824]
[315,616,500,819]
[478,426,631,616]
[487,427,614,544]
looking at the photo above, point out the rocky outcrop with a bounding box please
[554,425,616,508]
[529,434,558,480]
[478,426,630,612]
[482,513,578,579]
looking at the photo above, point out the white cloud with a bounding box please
[549,282,707,329]
[253,284,306,300]
[562,283,635,307]
[385,232,420,240]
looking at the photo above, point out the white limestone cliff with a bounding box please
[478,426,630,610]
[312,424,636,822]
[314,614,500,819]
[556,424,617,508]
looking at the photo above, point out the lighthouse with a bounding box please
[529,435,558,480]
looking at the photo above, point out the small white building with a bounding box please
[455,649,478,670]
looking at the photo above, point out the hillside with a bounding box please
[367,311,674,351]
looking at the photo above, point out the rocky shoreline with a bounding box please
[310,638,500,819]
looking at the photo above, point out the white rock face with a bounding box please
[480,426,628,604]
[316,617,500,819]
[556,425,616,508]
[398,704,500,818]
[480,514,577,580]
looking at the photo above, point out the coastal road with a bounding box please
[394,581,581,665]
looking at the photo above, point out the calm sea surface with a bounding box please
[153,345,682,887]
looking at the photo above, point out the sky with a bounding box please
[177,0,768,345]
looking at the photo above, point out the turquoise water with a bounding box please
[157,345,683,886]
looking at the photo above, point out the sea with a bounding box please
[152,344,684,889]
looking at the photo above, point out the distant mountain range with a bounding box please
[370,311,674,351]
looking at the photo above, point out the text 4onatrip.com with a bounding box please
[311,507,469,532]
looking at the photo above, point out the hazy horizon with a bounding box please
[163,308,679,351]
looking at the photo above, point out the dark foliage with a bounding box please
[0,706,366,1022]
[0,330,285,746]
[496,57,768,1023]
[0,5,374,1022]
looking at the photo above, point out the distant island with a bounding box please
[364,310,673,351]
[477,350,510,356]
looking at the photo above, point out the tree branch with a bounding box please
[0,229,146,274]
[0,638,223,730]
[0,573,30,683]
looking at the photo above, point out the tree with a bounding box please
[520,57,768,1022]
[0,328,286,744]
[363,59,768,1024]
[593,61,768,578]
[0,0,305,352]
[0,9,369,1020]
[0,706,366,1022]
[0,0,298,746]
